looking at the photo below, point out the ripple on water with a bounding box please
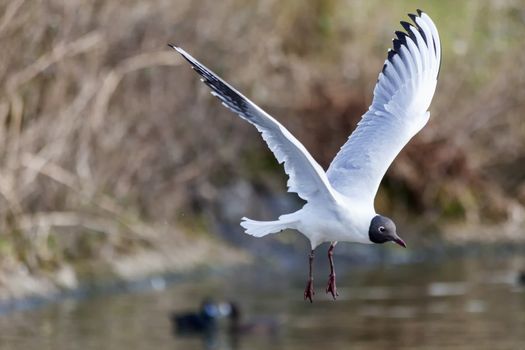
[427,282,468,297]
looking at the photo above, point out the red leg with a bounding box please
[326,242,338,299]
[304,250,315,303]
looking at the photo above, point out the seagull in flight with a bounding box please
[170,9,440,302]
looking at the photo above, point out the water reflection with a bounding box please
[0,255,523,350]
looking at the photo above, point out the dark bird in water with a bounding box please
[171,300,279,336]
[171,299,224,333]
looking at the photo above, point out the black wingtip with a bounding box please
[394,31,408,52]
[416,9,423,16]
[395,31,408,42]
[400,21,412,32]
[167,43,177,50]
[387,49,396,60]
[408,12,427,44]
[392,39,401,52]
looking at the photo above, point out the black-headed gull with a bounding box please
[170,9,440,302]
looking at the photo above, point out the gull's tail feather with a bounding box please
[240,214,297,238]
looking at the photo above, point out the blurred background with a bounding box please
[0,0,524,349]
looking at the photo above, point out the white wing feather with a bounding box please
[172,45,338,203]
[326,11,441,206]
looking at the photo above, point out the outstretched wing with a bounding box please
[326,10,441,206]
[171,45,338,202]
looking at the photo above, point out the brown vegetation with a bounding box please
[0,0,525,291]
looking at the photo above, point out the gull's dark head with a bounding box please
[368,215,406,248]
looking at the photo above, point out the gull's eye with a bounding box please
[378,226,386,233]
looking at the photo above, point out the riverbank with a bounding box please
[0,230,249,308]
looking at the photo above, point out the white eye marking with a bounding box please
[379,226,386,233]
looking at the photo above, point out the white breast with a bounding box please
[295,199,375,248]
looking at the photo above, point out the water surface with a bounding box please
[0,254,523,350]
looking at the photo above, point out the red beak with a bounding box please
[393,236,407,248]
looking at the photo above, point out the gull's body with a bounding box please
[171,9,441,301]
[273,195,375,248]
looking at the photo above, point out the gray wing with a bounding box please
[171,45,338,202]
[326,10,441,205]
